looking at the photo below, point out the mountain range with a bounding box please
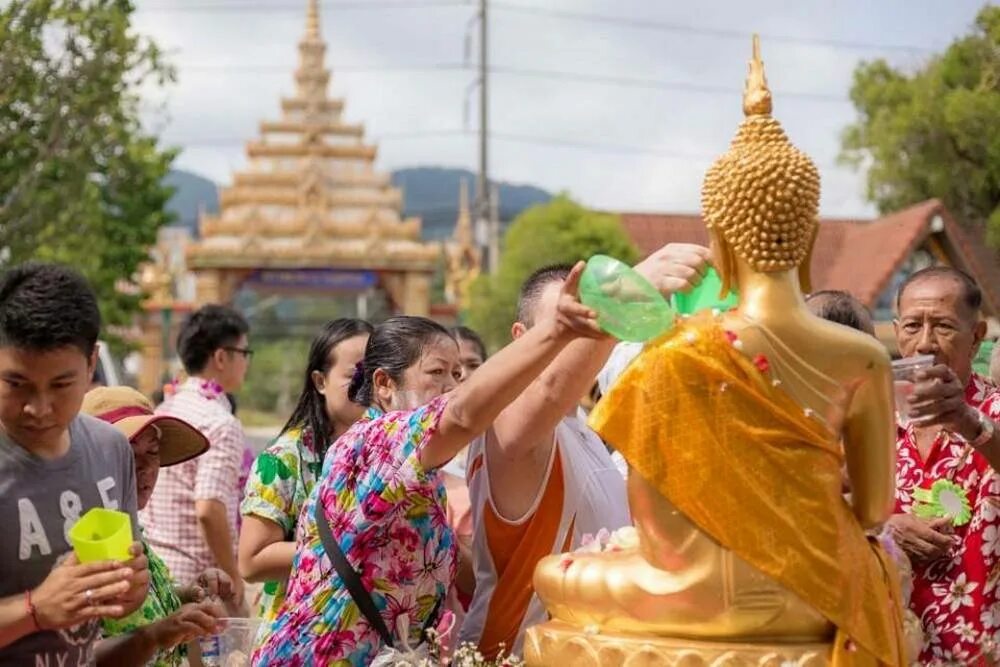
[165,167,552,241]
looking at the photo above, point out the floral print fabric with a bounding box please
[895,373,1000,663]
[240,426,322,625]
[252,396,456,666]
[101,539,183,667]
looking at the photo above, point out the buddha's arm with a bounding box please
[842,358,896,528]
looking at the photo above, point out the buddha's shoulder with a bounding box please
[796,318,892,381]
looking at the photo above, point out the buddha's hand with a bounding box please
[886,513,955,564]
[633,243,711,297]
[549,261,606,341]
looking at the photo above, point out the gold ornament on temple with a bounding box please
[702,34,820,291]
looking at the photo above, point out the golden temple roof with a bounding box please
[188,0,439,271]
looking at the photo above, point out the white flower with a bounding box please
[951,618,978,643]
[942,573,979,612]
[981,495,1000,523]
[982,605,1000,631]
[983,524,1000,558]
[607,526,639,550]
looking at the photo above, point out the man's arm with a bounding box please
[195,500,240,597]
[909,366,1000,471]
[492,339,617,462]
[0,594,37,649]
[1,557,131,649]
[492,243,711,461]
[193,421,245,605]
[958,407,1000,472]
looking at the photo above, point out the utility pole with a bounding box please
[475,0,494,273]
[489,182,500,267]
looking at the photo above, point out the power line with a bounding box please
[180,63,467,73]
[489,65,848,102]
[165,129,846,172]
[491,2,933,54]
[137,0,933,54]
[174,61,849,102]
[140,1,468,12]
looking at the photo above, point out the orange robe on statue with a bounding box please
[589,315,906,666]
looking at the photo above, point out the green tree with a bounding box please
[0,0,176,334]
[240,339,310,418]
[466,195,638,349]
[840,5,1000,242]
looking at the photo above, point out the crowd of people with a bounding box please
[2,245,1000,666]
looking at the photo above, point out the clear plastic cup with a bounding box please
[197,617,261,667]
[578,254,675,342]
[892,355,935,426]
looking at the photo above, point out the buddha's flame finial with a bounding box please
[305,0,320,40]
[742,34,773,116]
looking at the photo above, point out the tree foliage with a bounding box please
[465,195,638,350]
[0,0,176,335]
[840,5,1000,242]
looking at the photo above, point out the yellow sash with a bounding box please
[590,315,905,666]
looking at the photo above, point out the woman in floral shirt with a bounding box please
[239,319,372,627]
[253,264,601,665]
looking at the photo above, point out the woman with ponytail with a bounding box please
[238,318,372,629]
[253,263,603,666]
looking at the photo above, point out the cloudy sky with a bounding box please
[133,0,986,218]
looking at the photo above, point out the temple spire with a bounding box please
[296,0,329,107]
[305,0,320,41]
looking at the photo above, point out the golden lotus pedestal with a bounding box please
[524,621,832,667]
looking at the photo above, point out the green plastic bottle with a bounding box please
[671,267,739,315]
[578,255,676,342]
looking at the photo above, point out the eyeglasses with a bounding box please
[224,346,254,359]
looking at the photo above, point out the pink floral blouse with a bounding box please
[252,396,456,666]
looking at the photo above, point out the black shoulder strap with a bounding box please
[315,499,395,648]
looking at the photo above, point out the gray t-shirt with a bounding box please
[0,414,138,667]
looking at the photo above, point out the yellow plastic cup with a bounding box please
[69,508,133,563]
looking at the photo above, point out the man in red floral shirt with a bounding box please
[889,266,1000,664]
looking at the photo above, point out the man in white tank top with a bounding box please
[458,244,711,658]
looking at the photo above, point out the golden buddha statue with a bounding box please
[526,36,909,666]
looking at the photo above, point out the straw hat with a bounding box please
[82,387,209,466]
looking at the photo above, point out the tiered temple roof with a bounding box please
[187,0,439,271]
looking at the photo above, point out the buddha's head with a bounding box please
[701,35,820,296]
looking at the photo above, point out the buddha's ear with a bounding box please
[797,224,818,294]
[710,229,735,297]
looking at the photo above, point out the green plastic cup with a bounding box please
[69,508,133,563]
[579,255,675,342]
[672,267,738,315]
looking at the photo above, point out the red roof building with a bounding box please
[619,199,1000,352]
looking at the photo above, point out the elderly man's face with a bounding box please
[895,276,985,382]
